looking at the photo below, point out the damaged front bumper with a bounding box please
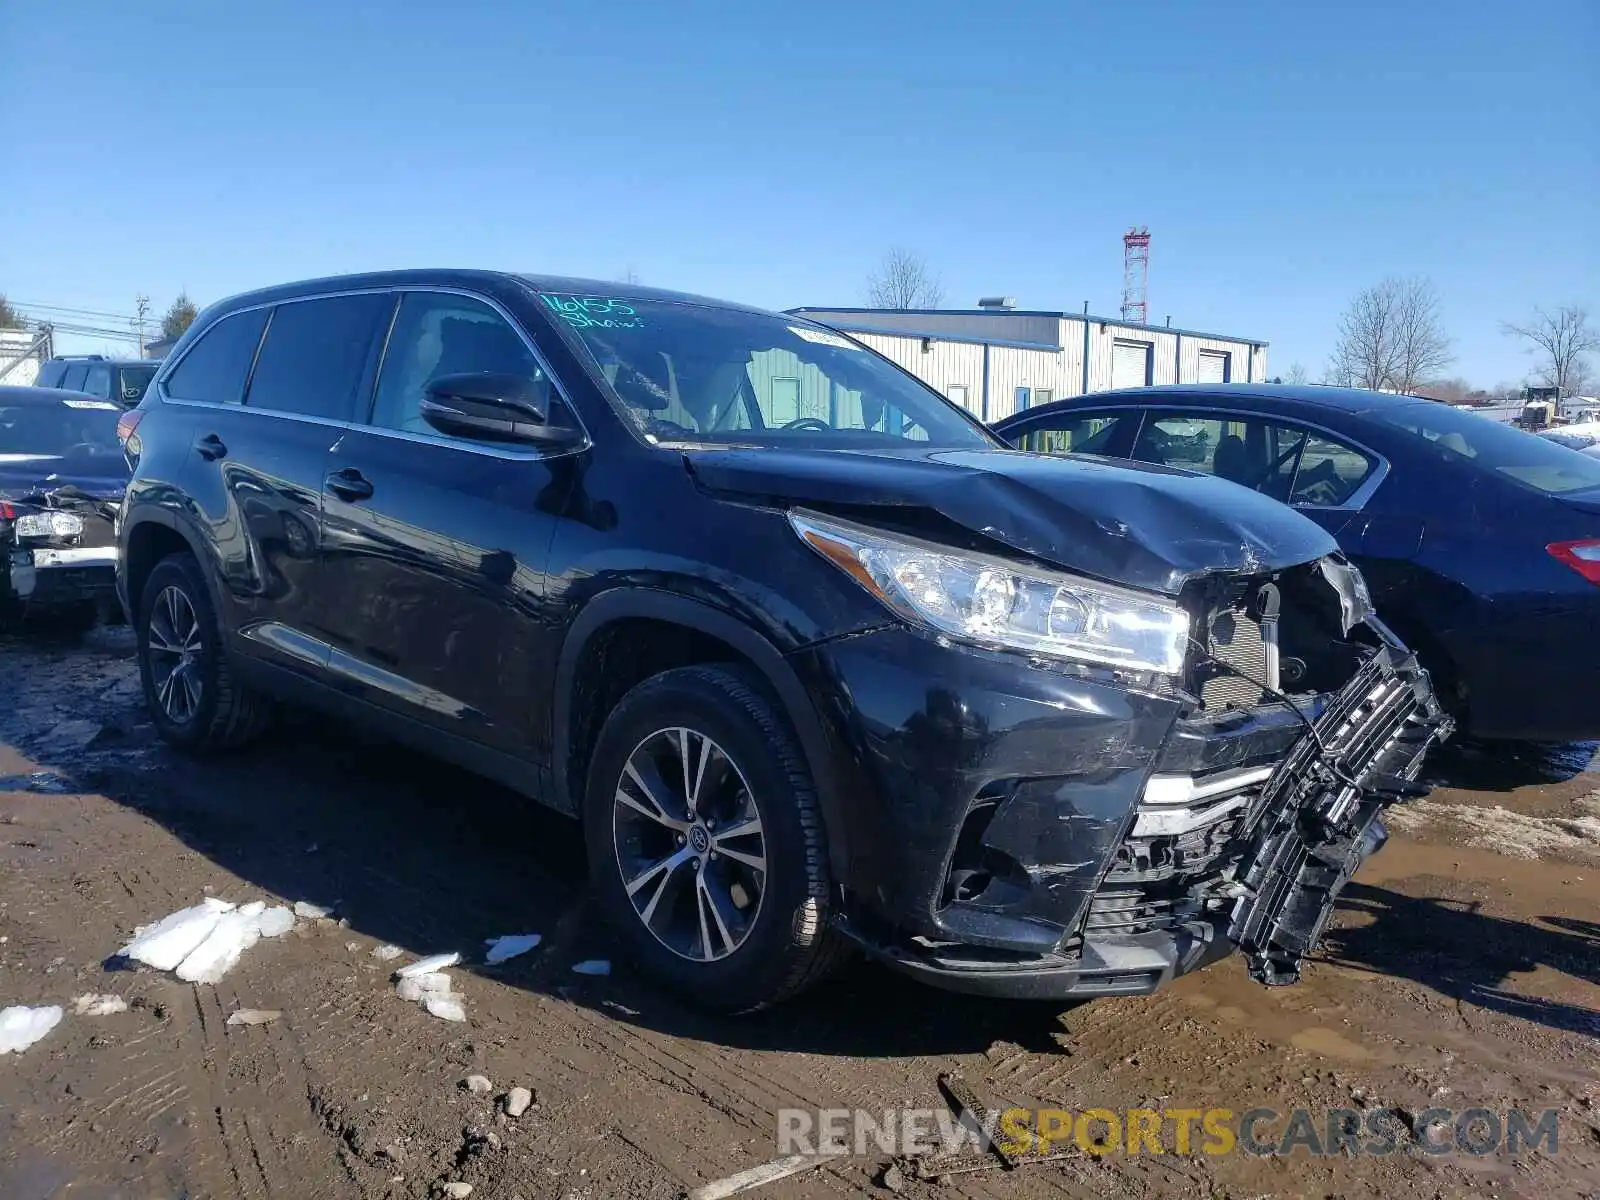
[805,626,1450,1000]
[3,544,120,609]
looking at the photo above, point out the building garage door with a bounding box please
[1197,350,1231,384]
[1112,340,1152,389]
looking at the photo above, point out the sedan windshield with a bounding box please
[532,289,996,450]
[1375,402,1600,496]
[0,401,123,458]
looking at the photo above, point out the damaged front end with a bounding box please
[1,486,122,615]
[831,552,1451,999]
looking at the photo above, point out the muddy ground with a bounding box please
[0,624,1596,1200]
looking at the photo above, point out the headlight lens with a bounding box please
[14,511,84,540]
[790,510,1190,674]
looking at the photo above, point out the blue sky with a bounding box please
[4,0,1595,385]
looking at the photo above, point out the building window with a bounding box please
[1034,388,1053,405]
[1015,386,1031,412]
[947,384,970,410]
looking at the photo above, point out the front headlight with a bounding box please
[790,510,1190,674]
[14,511,84,540]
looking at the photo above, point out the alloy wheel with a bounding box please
[146,585,204,725]
[612,726,767,962]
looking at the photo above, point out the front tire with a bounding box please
[583,665,847,1012]
[136,553,269,752]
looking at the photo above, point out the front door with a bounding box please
[318,290,580,760]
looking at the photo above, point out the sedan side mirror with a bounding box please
[420,372,574,445]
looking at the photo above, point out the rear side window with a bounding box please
[246,294,392,421]
[164,309,269,403]
[82,364,112,400]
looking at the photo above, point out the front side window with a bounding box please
[1375,401,1600,497]
[1012,411,1126,456]
[246,294,392,421]
[533,289,996,450]
[163,308,269,404]
[370,292,550,438]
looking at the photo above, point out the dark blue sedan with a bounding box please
[994,384,1600,742]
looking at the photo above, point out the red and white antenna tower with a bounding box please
[1121,226,1150,325]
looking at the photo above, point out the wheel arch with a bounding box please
[122,511,211,622]
[553,589,850,875]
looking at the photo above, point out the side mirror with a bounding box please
[420,372,573,444]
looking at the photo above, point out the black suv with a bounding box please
[36,355,159,408]
[116,271,1449,1011]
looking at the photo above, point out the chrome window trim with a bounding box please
[153,284,592,462]
[1005,403,1391,514]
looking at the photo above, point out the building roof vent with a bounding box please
[976,296,1017,310]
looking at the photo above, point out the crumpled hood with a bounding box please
[683,445,1338,595]
[0,458,129,506]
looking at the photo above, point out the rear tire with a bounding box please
[136,553,270,752]
[583,665,848,1012]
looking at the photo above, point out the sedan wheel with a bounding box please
[613,727,767,963]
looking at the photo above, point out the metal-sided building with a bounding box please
[788,304,1267,424]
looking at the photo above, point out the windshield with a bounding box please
[1375,402,1600,496]
[534,290,996,450]
[0,400,124,459]
[117,364,157,405]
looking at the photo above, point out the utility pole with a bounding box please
[133,295,151,357]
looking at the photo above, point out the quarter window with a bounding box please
[82,364,112,399]
[370,292,546,437]
[246,294,392,421]
[1290,432,1375,506]
[163,308,269,404]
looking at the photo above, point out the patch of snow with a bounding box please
[73,993,128,1016]
[0,1005,63,1054]
[371,944,403,961]
[395,972,453,1003]
[293,901,332,919]
[484,934,541,964]
[571,959,611,977]
[226,1008,282,1026]
[424,995,467,1022]
[119,898,236,971]
[175,907,265,984]
[256,906,295,938]
[395,952,460,978]
[1387,798,1600,861]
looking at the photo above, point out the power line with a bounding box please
[9,300,146,321]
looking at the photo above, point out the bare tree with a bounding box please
[615,266,642,286]
[1503,305,1599,397]
[866,247,944,309]
[0,294,23,329]
[1327,276,1452,393]
[1282,362,1310,385]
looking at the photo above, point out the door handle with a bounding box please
[324,468,374,502]
[195,433,227,460]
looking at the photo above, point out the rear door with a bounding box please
[172,292,390,674]
[317,289,580,759]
